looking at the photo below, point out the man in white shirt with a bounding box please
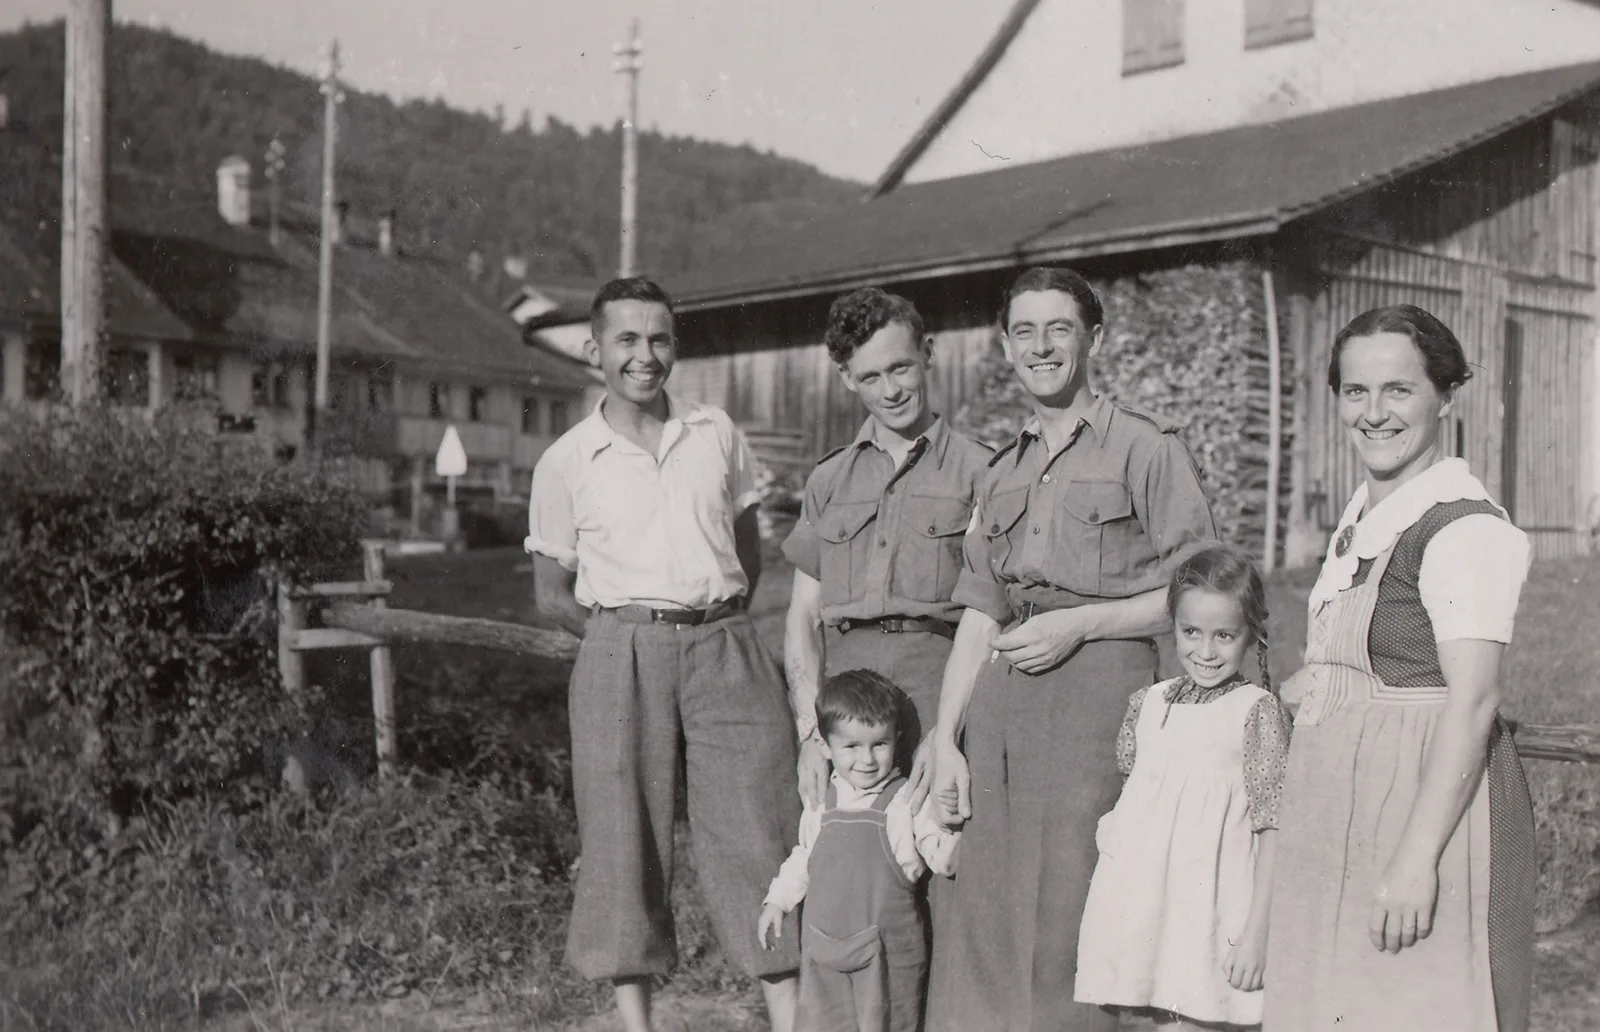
[526,277,800,1032]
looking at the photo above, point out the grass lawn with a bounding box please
[8,536,1588,1032]
[354,534,1600,1032]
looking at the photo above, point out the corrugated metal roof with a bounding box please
[672,61,1600,309]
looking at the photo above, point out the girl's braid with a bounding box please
[1256,637,1273,693]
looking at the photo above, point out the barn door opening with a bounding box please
[1500,317,1523,522]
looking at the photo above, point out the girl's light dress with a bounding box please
[1075,676,1289,1028]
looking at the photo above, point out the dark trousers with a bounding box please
[927,639,1156,1032]
[565,611,801,980]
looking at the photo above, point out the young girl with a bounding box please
[1074,546,1293,1030]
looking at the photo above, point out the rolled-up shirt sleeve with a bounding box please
[952,498,1012,624]
[728,425,763,514]
[1419,514,1530,643]
[781,469,826,581]
[1133,433,1218,575]
[525,448,578,570]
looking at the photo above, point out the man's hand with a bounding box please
[797,735,830,808]
[931,736,971,828]
[758,904,786,950]
[990,609,1090,674]
[903,729,938,815]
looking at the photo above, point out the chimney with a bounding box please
[467,249,485,281]
[502,254,528,280]
[378,210,396,256]
[215,155,251,226]
[333,200,349,245]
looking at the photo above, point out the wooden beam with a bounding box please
[1262,268,1283,572]
[322,602,582,662]
[291,627,386,650]
[363,540,397,780]
[61,0,110,405]
[294,579,393,599]
[1509,721,1600,766]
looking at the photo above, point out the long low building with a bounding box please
[664,59,1600,566]
[0,140,597,506]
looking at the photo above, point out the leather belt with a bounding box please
[597,596,747,626]
[835,615,955,641]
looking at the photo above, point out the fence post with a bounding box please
[363,539,397,780]
[277,580,307,695]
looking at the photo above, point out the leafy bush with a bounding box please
[0,406,369,830]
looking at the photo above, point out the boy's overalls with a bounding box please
[798,774,926,1032]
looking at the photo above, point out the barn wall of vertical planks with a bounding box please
[1277,103,1598,564]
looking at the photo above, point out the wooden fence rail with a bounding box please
[279,543,1600,776]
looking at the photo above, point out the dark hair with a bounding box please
[999,266,1103,332]
[1327,304,1471,394]
[824,287,925,366]
[1167,545,1273,691]
[816,669,903,740]
[590,276,675,338]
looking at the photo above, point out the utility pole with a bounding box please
[60,0,110,406]
[264,135,286,247]
[612,19,642,278]
[311,40,343,449]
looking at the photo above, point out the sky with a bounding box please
[0,0,1016,182]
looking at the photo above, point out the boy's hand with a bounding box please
[1223,919,1269,992]
[757,904,785,950]
[931,737,971,827]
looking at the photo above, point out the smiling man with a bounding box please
[781,288,993,808]
[525,277,800,1032]
[921,266,1218,1032]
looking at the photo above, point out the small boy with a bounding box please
[758,670,957,1032]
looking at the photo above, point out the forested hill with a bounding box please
[0,20,858,279]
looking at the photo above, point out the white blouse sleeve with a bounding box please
[1417,514,1531,643]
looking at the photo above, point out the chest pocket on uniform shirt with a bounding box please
[981,486,1031,580]
[816,501,879,606]
[904,493,973,602]
[1057,481,1136,596]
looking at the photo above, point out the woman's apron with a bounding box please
[1266,539,1534,1032]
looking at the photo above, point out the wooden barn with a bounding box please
[666,55,1600,566]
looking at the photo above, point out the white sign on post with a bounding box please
[435,425,468,478]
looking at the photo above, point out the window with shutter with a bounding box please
[1123,0,1185,76]
[1245,0,1313,49]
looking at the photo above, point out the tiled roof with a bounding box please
[0,140,595,392]
[671,61,1600,309]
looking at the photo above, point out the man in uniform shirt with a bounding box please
[781,287,993,806]
[527,277,799,1032]
[921,266,1218,1032]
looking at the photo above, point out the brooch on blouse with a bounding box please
[1334,525,1356,558]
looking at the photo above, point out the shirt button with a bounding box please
[928,525,937,534]
[879,538,888,547]
[990,523,1000,534]
[1089,511,1100,523]
[1041,474,1051,484]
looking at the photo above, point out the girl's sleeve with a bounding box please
[1242,694,1294,831]
[1116,686,1151,776]
[762,804,822,912]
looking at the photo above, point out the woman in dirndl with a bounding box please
[1265,304,1537,1032]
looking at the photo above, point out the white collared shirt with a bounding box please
[762,772,959,914]
[524,393,763,609]
[1308,458,1530,642]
